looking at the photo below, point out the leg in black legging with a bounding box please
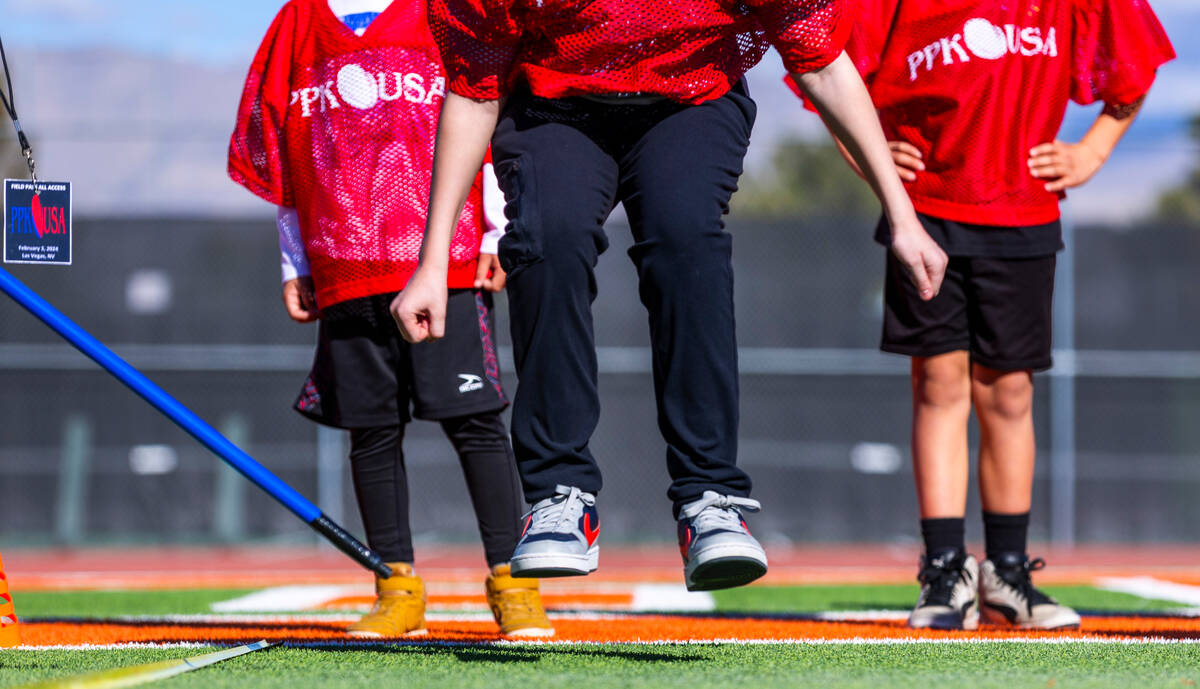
[348,424,414,564]
[441,411,523,568]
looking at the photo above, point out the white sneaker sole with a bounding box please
[510,545,599,578]
[981,603,1081,629]
[502,626,557,638]
[908,600,980,631]
[347,627,428,638]
[684,543,768,591]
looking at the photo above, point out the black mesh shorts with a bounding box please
[881,251,1057,372]
[294,289,508,428]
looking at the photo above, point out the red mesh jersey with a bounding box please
[429,0,852,104]
[797,0,1174,226]
[228,0,486,307]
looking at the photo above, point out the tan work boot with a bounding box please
[347,562,427,637]
[485,563,554,637]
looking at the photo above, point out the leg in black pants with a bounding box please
[349,413,522,568]
[492,86,755,514]
[618,88,756,511]
[349,424,414,564]
[440,412,523,568]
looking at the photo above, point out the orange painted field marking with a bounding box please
[319,593,634,611]
[19,614,1200,647]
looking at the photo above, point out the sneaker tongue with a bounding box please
[918,550,965,603]
[691,503,746,532]
[992,557,1055,607]
[927,548,964,569]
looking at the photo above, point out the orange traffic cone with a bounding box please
[0,553,19,647]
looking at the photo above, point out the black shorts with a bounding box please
[881,251,1057,372]
[294,289,508,428]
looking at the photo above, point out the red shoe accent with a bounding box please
[583,513,600,547]
[679,527,693,561]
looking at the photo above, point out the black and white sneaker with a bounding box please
[908,549,979,630]
[979,554,1080,629]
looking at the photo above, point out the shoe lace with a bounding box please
[917,552,968,607]
[679,492,761,533]
[995,556,1054,608]
[521,484,595,535]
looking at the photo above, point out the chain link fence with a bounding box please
[1,217,1198,548]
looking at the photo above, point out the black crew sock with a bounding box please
[920,517,965,557]
[983,511,1030,563]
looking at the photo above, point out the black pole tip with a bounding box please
[310,513,392,578]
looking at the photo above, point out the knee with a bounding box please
[348,425,403,466]
[441,413,511,454]
[973,369,1034,422]
[912,356,971,410]
[629,209,732,278]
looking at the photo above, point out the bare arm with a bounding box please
[826,126,924,183]
[792,52,946,300]
[390,92,503,342]
[1029,97,1144,192]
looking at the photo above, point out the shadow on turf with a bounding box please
[284,642,693,663]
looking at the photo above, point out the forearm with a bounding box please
[421,92,503,271]
[791,53,915,227]
[821,117,864,178]
[277,206,309,282]
[1081,101,1142,164]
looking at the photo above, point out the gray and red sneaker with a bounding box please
[510,485,600,578]
[677,491,768,591]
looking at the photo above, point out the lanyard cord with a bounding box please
[0,35,40,191]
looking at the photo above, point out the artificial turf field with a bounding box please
[4,547,1200,688]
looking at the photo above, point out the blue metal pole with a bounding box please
[0,265,391,577]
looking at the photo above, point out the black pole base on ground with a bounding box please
[310,514,394,579]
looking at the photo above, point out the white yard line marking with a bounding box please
[100,612,678,624]
[1096,577,1200,607]
[14,637,1200,650]
[495,636,1200,646]
[631,584,715,612]
[812,610,909,621]
[210,586,362,612]
[15,643,213,651]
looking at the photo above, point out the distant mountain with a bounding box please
[3,18,1198,225]
[3,45,269,218]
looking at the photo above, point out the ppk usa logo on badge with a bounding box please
[4,179,72,265]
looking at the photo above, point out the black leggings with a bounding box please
[348,411,522,567]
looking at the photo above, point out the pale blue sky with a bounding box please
[0,0,282,66]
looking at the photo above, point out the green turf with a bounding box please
[15,589,258,618]
[4,643,1200,689]
[9,585,1197,689]
[712,584,1189,613]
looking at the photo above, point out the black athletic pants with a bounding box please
[491,84,756,514]
[348,412,522,567]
